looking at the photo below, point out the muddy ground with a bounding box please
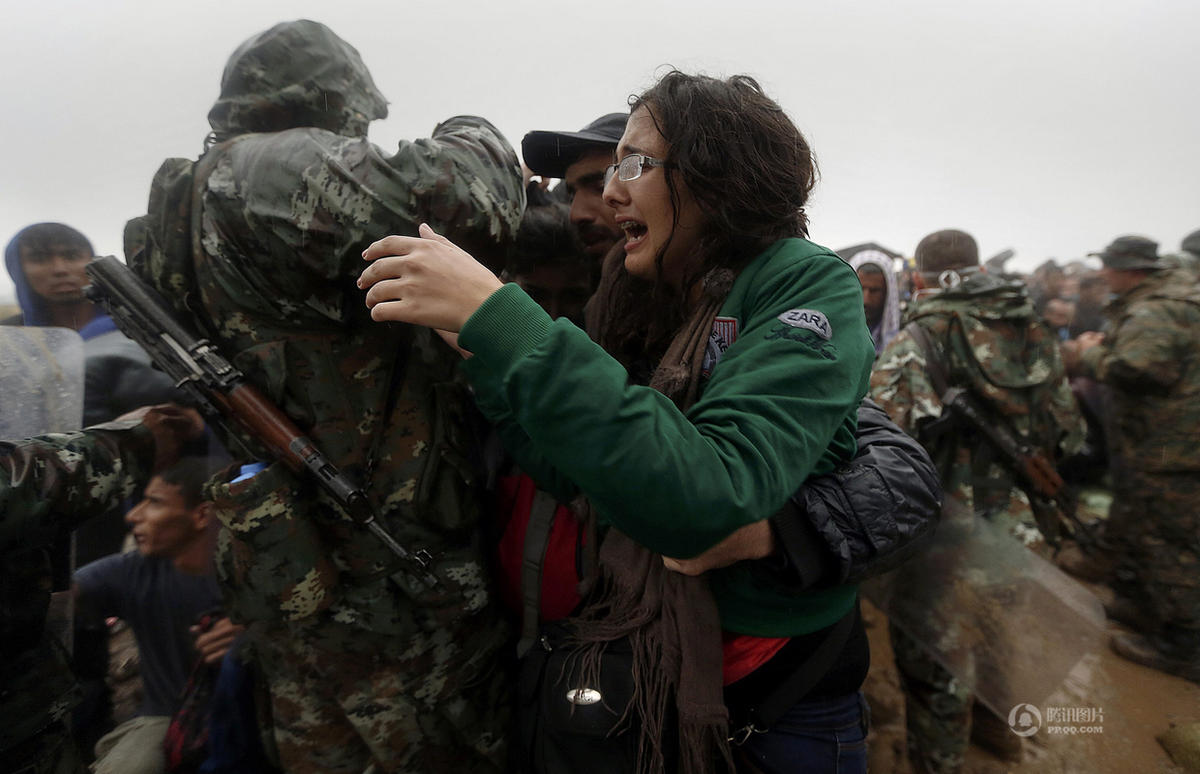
[863,594,1200,773]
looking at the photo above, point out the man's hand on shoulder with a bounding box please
[115,404,205,472]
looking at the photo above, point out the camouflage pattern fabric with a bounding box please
[256,624,511,774]
[0,422,157,772]
[1111,473,1200,652]
[126,20,524,772]
[871,270,1085,519]
[888,623,972,774]
[1080,268,1200,654]
[2,721,83,774]
[1079,267,1200,475]
[870,271,1085,773]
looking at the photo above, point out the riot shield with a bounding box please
[0,326,85,436]
[0,326,85,652]
[863,500,1106,718]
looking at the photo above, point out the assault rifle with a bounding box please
[903,320,1097,551]
[921,386,1097,551]
[85,256,438,586]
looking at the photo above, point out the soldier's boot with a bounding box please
[969,703,1023,763]
[1103,596,1151,630]
[1055,542,1114,584]
[1110,632,1200,684]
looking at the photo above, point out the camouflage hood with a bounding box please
[911,269,1033,323]
[909,269,1059,391]
[207,20,388,142]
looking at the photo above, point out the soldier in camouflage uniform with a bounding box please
[124,20,525,773]
[0,405,203,774]
[1068,235,1200,683]
[1160,228,1200,279]
[870,229,1085,773]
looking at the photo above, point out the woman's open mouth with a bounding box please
[620,220,648,248]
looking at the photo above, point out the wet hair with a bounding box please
[601,71,816,369]
[17,223,93,262]
[633,71,815,277]
[504,203,591,279]
[155,457,221,509]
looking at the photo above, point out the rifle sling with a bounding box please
[904,321,951,397]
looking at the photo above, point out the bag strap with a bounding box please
[904,320,950,397]
[733,604,858,741]
[516,490,560,658]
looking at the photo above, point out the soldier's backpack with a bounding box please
[901,273,1080,536]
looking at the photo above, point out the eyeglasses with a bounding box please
[603,154,670,185]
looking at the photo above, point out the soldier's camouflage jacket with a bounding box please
[1080,267,1200,474]
[870,271,1085,519]
[0,421,156,758]
[124,19,525,645]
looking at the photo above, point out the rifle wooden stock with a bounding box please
[940,387,1092,549]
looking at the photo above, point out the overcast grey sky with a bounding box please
[2,0,1197,304]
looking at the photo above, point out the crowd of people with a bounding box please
[1,17,1197,774]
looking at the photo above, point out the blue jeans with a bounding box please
[735,691,869,774]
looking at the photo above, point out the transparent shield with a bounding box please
[863,500,1107,717]
[0,327,85,653]
[0,326,85,437]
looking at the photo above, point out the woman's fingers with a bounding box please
[362,234,422,262]
[418,222,452,244]
[356,223,503,330]
[369,299,410,323]
[358,254,409,290]
[363,276,409,309]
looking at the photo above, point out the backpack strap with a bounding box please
[731,604,858,743]
[904,320,950,397]
[517,490,561,658]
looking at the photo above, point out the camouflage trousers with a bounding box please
[253,617,514,774]
[889,622,972,774]
[1111,471,1200,652]
[3,722,83,774]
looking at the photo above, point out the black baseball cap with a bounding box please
[522,113,627,179]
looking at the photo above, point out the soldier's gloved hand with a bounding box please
[116,404,205,472]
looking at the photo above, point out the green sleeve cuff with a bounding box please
[459,283,555,372]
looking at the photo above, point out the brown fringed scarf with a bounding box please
[570,256,738,774]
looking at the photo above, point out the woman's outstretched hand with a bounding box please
[359,223,504,332]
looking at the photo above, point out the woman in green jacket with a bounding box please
[359,71,875,774]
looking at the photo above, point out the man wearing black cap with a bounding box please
[522,113,626,259]
[1069,235,1200,683]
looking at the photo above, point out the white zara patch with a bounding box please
[778,309,832,339]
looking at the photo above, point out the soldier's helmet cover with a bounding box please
[1089,235,1161,271]
[207,19,388,142]
[1182,228,1200,258]
[914,229,979,274]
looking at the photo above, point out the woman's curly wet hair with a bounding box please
[599,71,817,368]
[635,70,816,272]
